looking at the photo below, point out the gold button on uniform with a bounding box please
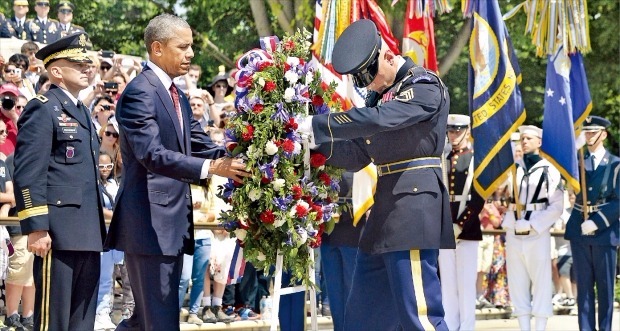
[57,200,61,205]
[413,187,418,192]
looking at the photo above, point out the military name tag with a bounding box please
[62,127,77,134]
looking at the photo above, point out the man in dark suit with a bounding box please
[104,14,249,331]
[13,32,105,331]
[0,0,32,40]
[565,115,619,331]
[28,0,61,44]
[299,19,453,330]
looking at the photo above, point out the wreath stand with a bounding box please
[270,251,318,331]
[269,133,318,331]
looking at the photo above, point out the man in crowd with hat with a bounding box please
[56,1,84,39]
[13,32,105,331]
[502,125,564,331]
[564,115,619,331]
[0,0,32,40]
[298,19,453,330]
[28,0,61,44]
[438,114,485,331]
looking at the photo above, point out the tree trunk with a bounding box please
[438,18,471,77]
[267,0,295,35]
[250,0,273,37]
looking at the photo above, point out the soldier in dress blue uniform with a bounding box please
[438,114,484,331]
[320,171,367,331]
[55,2,84,39]
[13,32,105,331]
[299,19,453,331]
[27,0,61,44]
[564,116,619,331]
[0,0,32,40]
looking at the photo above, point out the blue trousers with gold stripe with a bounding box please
[33,250,100,331]
[343,249,447,331]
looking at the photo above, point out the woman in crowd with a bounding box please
[91,95,116,133]
[6,55,35,100]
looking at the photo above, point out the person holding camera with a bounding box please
[0,84,20,156]
[6,54,36,100]
[90,95,115,132]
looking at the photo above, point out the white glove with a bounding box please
[453,224,462,242]
[297,116,317,149]
[581,220,598,235]
[515,219,531,233]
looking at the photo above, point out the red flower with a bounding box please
[284,63,291,72]
[260,210,275,224]
[263,81,277,92]
[284,118,298,133]
[252,104,264,114]
[318,172,331,185]
[283,40,295,51]
[242,125,254,141]
[258,61,271,71]
[310,153,327,168]
[296,204,308,217]
[312,205,323,222]
[302,90,310,98]
[226,142,238,152]
[299,58,305,66]
[291,185,303,200]
[282,139,294,153]
[311,95,324,107]
[261,176,271,184]
[238,219,250,230]
[309,235,322,248]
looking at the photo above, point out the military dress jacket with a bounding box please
[104,67,225,257]
[313,57,454,254]
[27,18,60,44]
[13,85,105,251]
[565,151,620,246]
[446,147,484,240]
[0,17,31,40]
[58,23,84,39]
[502,158,564,235]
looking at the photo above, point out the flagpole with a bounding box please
[578,147,589,221]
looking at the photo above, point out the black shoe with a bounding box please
[20,316,33,331]
[321,304,331,317]
[5,313,26,331]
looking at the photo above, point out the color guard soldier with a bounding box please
[502,125,564,331]
[28,0,61,44]
[56,2,84,38]
[299,19,453,330]
[438,114,484,331]
[0,0,32,40]
[13,33,105,331]
[564,116,619,331]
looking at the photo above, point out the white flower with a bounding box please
[274,217,286,228]
[286,56,300,67]
[272,178,286,191]
[238,212,249,222]
[295,228,308,247]
[234,229,247,241]
[284,71,299,84]
[319,192,327,199]
[248,188,262,201]
[256,252,266,261]
[305,71,314,84]
[284,88,295,102]
[257,77,266,87]
[293,141,301,155]
[264,140,278,155]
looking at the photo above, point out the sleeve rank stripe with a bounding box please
[17,206,49,220]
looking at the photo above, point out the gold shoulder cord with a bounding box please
[327,113,334,160]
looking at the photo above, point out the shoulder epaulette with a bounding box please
[49,18,58,22]
[34,94,48,103]
[73,24,83,29]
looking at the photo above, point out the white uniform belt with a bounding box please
[574,203,607,213]
[508,202,548,211]
[450,194,471,203]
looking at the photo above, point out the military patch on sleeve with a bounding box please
[333,113,352,124]
[34,94,48,103]
[395,88,415,102]
[411,74,433,84]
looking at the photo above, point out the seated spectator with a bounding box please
[0,84,20,156]
[90,95,115,132]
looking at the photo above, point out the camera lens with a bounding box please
[102,105,110,111]
[1,98,15,110]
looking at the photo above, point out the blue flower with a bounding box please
[314,103,330,115]
[273,195,292,211]
[259,162,275,180]
[271,102,289,122]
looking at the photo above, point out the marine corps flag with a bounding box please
[540,47,592,193]
[402,0,438,72]
[467,0,526,199]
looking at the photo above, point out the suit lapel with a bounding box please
[144,69,186,154]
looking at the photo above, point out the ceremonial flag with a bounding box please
[402,0,438,72]
[468,0,526,199]
[540,47,592,193]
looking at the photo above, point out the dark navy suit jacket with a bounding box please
[105,67,224,256]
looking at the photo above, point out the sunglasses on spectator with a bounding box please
[36,2,50,6]
[3,69,16,74]
[98,164,114,170]
[100,65,111,71]
[214,84,228,89]
[106,90,118,96]
[104,131,119,138]
[14,63,27,69]
[59,9,73,14]
[0,130,7,135]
